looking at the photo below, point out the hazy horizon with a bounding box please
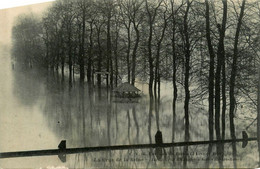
[0,1,53,49]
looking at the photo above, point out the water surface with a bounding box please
[0,51,259,168]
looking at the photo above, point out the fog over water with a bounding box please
[0,49,259,168]
[0,2,259,169]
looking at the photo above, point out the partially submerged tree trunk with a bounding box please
[183,0,191,142]
[215,0,228,141]
[87,20,94,83]
[114,35,119,87]
[61,54,65,80]
[205,0,214,141]
[230,2,246,166]
[171,0,178,146]
[154,10,168,98]
[131,24,140,86]
[79,4,86,82]
[146,2,154,95]
[96,23,103,88]
[126,21,131,84]
[114,16,120,87]
[229,0,246,139]
[68,24,73,86]
[107,8,113,88]
[145,0,163,95]
[61,37,65,81]
[220,0,227,140]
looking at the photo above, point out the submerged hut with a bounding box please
[113,82,141,98]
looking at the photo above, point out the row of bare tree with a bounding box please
[12,0,260,140]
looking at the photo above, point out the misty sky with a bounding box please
[0,2,53,49]
[0,0,54,9]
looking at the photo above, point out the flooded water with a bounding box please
[0,49,259,168]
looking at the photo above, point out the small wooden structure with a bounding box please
[113,82,141,98]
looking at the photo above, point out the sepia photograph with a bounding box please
[0,0,260,168]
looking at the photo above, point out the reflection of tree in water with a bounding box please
[132,106,139,142]
[183,113,189,168]
[12,68,46,106]
[12,68,257,168]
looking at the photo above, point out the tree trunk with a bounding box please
[73,45,76,82]
[87,21,94,83]
[114,22,119,87]
[221,0,227,140]
[215,0,228,141]
[131,25,139,86]
[107,12,112,88]
[114,40,119,87]
[97,25,102,88]
[68,25,72,86]
[229,0,246,139]
[55,45,59,71]
[154,11,167,98]
[215,43,221,141]
[51,46,55,71]
[61,56,64,80]
[158,72,161,99]
[80,7,86,82]
[183,0,191,142]
[145,0,154,95]
[126,22,131,84]
[61,36,65,81]
[205,0,215,141]
[45,32,49,68]
[171,0,178,146]
[145,0,163,95]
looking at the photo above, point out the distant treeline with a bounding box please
[12,0,260,140]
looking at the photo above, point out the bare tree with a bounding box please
[220,0,227,140]
[183,0,191,143]
[130,0,144,86]
[76,0,87,82]
[145,0,164,95]
[154,3,170,97]
[229,0,246,139]
[118,0,132,83]
[205,0,215,141]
